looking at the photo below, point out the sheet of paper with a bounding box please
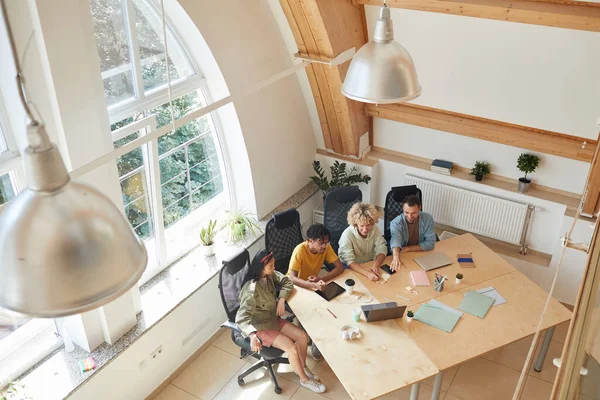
[427,299,464,317]
[458,290,495,318]
[476,286,507,306]
[414,304,461,333]
[375,272,391,285]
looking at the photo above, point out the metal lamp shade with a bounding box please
[341,4,421,104]
[0,127,148,317]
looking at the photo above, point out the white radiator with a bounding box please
[405,175,531,246]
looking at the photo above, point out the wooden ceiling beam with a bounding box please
[354,0,600,32]
[365,103,597,163]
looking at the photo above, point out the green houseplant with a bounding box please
[199,219,217,256]
[470,161,491,182]
[0,382,30,400]
[516,153,540,193]
[406,310,414,322]
[221,208,262,243]
[455,273,463,284]
[310,160,372,198]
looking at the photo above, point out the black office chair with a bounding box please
[323,186,362,254]
[383,185,423,254]
[265,208,304,274]
[218,249,289,394]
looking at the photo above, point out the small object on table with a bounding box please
[405,285,419,295]
[327,308,337,319]
[458,291,495,318]
[455,273,463,284]
[352,308,362,322]
[396,294,411,302]
[433,274,447,292]
[375,272,391,285]
[80,357,96,373]
[457,253,475,268]
[344,279,356,294]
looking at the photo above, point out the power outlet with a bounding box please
[138,358,148,370]
[150,345,163,359]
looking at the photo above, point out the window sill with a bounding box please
[16,182,319,400]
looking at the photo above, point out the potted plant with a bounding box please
[470,161,491,182]
[406,310,414,322]
[199,219,217,257]
[455,273,463,284]
[310,160,372,198]
[516,153,540,193]
[1,381,30,400]
[221,208,262,243]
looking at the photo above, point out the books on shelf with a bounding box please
[431,159,453,175]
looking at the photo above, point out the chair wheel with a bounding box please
[274,386,282,394]
[237,378,245,386]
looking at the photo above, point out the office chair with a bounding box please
[383,185,423,254]
[218,249,289,394]
[265,208,304,274]
[323,186,362,254]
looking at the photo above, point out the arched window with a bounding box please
[90,0,228,280]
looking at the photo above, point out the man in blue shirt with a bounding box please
[389,195,436,271]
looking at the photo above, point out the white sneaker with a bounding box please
[301,379,326,393]
[304,366,320,382]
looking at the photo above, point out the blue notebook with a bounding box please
[431,159,454,169]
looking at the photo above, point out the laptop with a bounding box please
[361,302,406,322]
[315,281,346,301]
[414,252,453,271]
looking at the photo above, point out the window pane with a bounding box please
[190,154,220,191]
[161,173,188,209]
[0,173,16,205]
[124,196,152,240]
[132,0,195,93]
[163,195,190,228]
[192,175,223,208]
[159,148,185,183]
[121,171,146,205]
[188,134,217,167]
[114,131,144,176]
[90,0,136,106]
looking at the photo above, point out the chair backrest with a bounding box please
[265,208,304,274]
[219,249,251,322]
[383,185,423,245]
[323,186,362,253]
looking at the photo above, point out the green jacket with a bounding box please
[236,271,294,337]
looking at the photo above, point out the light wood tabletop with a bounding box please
[287,271,439,400]
[396,271,572,370]
[355,233,516,306]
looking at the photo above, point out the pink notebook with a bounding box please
[410,270,430,286]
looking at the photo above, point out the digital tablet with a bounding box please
[315,281,346,301]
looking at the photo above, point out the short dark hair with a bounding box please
[306,224,331,241]
[403,195,421,208]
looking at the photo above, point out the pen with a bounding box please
[327,308,337,318]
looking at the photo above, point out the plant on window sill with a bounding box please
[221,208,262,244]
[199,219,217,256]
[0,382,30,400]
[310,160,371,198]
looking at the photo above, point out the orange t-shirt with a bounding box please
[287,242,338,280]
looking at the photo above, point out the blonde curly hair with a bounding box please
[347,203,379,226]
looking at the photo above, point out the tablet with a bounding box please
[315,282,346,301]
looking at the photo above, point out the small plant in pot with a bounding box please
[455,273,463,284]
[310,160,372,199]
[199,219,217,257]
[470,161,490,182]
[221,208,262,243]
[1,381,30,400]
[517,153,540,193]
[406,310,414,322]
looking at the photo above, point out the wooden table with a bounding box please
[290,234,571,400]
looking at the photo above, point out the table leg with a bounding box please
[431,371,444,400]
[534,326,555,372]
[410,382,420,400]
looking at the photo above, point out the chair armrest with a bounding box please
[221,320,242,334]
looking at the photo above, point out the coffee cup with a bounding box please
[352,308,361,322]
[344,278,355,295]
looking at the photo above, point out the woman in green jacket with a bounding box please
[236,249,326,394]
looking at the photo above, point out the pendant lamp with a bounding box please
[341,1,421,104]
[0,0,147,317]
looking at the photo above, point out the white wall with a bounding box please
[178,0,317,218]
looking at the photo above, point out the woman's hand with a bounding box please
[390,256,401,271]
[250,333,262,352]
[367,271,379,281]
[276,298,286,317]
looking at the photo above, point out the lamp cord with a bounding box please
[0,0,38,125]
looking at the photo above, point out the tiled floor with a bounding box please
[153,321,599,400]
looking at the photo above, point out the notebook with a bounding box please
[457,253,475,268]
[410,270,430,286]
[414,304,461,333]
[458,290,495,318]
[427,299,463,317]
[414,252,453,271]
[476,286,507,306]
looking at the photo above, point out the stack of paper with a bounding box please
[458,291,495,318]
[414,303,461,333]
[476,286,506,306]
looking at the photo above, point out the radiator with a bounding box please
[405,175,534,249]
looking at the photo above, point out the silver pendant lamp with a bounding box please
[341,1,421,104]
[0,0,147,317]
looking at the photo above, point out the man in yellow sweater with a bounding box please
[287,223,344,360]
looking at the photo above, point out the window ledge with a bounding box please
[16,182,319,400]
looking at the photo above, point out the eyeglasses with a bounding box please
[260,252,274,264]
